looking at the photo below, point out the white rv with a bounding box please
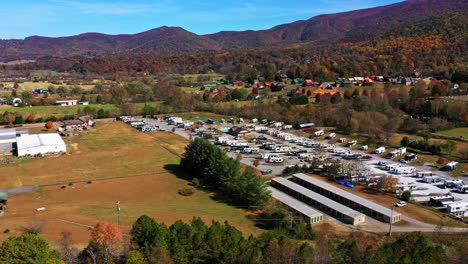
[267,156,284,163]
[444,161,459,170]
[374,147,386,154]
[314,130,324,137]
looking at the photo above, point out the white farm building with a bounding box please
[16,134,67,157]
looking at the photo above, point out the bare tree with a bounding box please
[59,231,79,264]
[22,218,45,234]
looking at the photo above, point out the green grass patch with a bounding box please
[0,102,161,118]
[438,128,468,138]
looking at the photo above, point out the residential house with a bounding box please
[234,80,244,86]
[363,78,374,86]
[302,79,314,86]
[56,99,79,106]
[293,78,304,85]
[271,82,286,91]
[59,116,95,131]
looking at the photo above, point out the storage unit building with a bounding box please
[270,177,366,225]
[291,173,401,224]
[269,187,323,224]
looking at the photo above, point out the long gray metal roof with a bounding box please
[268,187,323,218]
[272,177,364,219]
[293,173,401,218]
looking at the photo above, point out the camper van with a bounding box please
[326,133,336,139]
[347,140,357,147]
[360,145,368,150]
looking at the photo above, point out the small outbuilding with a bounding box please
[229,126,249,137]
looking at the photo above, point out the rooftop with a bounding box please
[269,187,323,218]
[16,133,66,150]
[293,173,401,218]
[272,177,364,219]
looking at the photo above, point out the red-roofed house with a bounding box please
[302,79,314,86]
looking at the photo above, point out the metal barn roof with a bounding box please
[269,187,323,218]
[16,133,66,150]
[293,173,400,218]
[272,177,364,219]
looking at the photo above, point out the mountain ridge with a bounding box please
[0,0,466,60]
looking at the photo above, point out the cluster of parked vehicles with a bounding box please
[119,116,159,132]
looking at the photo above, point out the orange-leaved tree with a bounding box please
[90,221,123,264]
[45,120,54,129]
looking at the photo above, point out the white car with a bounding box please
[394,201,407,207]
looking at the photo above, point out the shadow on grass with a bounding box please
[163,163,259,211]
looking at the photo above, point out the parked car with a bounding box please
[362,155,373,160]
[261,169,273,175]
[399,159,408,164]
[394,201,407,207]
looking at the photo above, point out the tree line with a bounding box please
[0,215,454,264]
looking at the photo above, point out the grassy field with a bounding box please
[0,102,161,118]
[438,128,468,139]
[1,81,96,92]
[0,121,262,246]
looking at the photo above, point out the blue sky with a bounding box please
[1,0,402,39]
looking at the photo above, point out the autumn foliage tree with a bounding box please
[45,120,54,129]
[26,114,35,123]
[87,221,123,264]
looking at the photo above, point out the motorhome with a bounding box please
[422,175,441,183]
[215,136,229,145]
[416,171,436,178]
[274,146,291,153]
[447,202,468,217]
[444,161,459,170]
[347,140,357,147]
[457,185,468,194]
[338,138,347,143]
[298,153,311,160]
[394,166,416,175]
[360,145,368,150]
[241,147,260,154]
[314,130,324,137]
[326,133,336,139]
[267,156,284,163]
[445,180,464,188]
[404,153,417,162]
[374,147,386,154]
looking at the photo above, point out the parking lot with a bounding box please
[123,116,468,208]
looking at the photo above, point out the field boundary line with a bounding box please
[56,219,93,228]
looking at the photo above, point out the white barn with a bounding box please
[16,134,67,157]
